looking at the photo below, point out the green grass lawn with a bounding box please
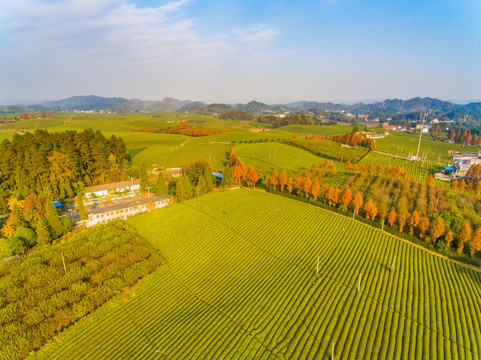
[38,189,481,360]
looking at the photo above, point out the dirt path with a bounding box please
[180,138,190,147]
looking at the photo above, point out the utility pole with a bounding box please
[416,112,424,159]
[129,177,134,187]
[61,252,67,274]
[146,186,151,198]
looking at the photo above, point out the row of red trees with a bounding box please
[447,127,481,146]
[128,121,236,137]
[19,112,52,119]
[296,131,376,150]
[229,147,259,187]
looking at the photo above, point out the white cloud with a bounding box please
[0,0,205,62]
[233,24,279,46]
[0,0,280,64]
[0,0,286,102]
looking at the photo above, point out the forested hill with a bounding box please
[1,96,481,120]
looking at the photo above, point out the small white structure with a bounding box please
[85,179,140,198]
[365,132,386,139]
[166,167,183,177]
[86,195,171,227]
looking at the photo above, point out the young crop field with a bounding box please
[234,142,340,172]
[132,142,230,169]
[38,189,481,359]
[375,132,478,163]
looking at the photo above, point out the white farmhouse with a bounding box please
[86,195,171,227]
[85,179,140,198]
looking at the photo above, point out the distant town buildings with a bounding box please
[382,124,407,132]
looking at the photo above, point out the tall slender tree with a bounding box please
[458,222,472,255]
[246,167,259,188]
[469,227,481,258]
[311,180,320,201]
[387,208,397,228]
[45,199,63,238]
[429,217,446,244]
[76,193,88,221]
[279,170,287,192]
[418,217,430,240]
[352,193,363,215]
[303,177,312,198]
[287,177,293,194]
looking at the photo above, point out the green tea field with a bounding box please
[38,189,481,359]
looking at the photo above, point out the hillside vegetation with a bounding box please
[0,222,162,359]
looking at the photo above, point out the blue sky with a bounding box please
[0,0,480,104]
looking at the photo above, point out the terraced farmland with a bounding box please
[39,189,481,359]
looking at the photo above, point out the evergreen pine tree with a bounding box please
[196,175,207,198]
[175,184,188,202]
[203,167,213,193]
[36,218,51,245]
[77,193,88,220]
[45,199,63,237]
[182,174,192,199]
[156,172,168,195]
[140,164,149,190]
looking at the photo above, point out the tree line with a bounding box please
[264,162,481,261]
[0,129,129,213]
[129,121,236,137]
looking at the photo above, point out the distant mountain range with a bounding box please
[1,95,481,121]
